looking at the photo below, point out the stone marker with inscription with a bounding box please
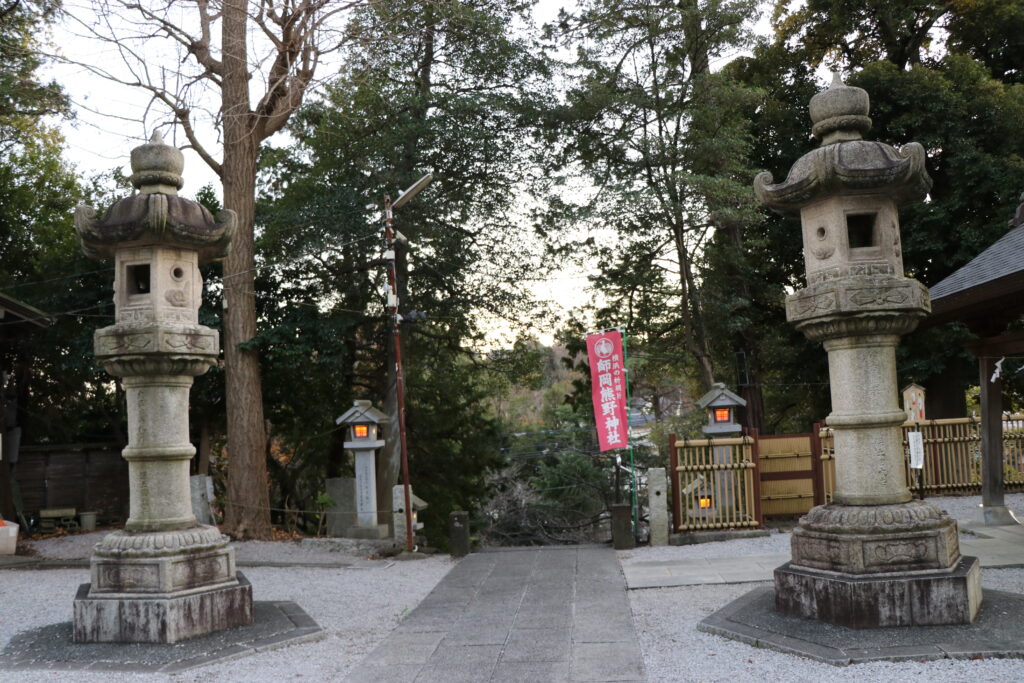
[71,132,252,643]
[754,75,981,628]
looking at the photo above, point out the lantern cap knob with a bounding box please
[130,130,185,194]
[809,72,871,146]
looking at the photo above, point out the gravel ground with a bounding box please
[625,492,1024,682]
[0,558,454,681]
[6,492,1024,681]
[619,493,1024,568]
[630,568,1024,682]
[618,530,792,566]
[929,492,1024,527]
[23,531,379,565]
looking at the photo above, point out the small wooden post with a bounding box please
[979,355,1007,515]
[810,422,825,506]
[748,428,764,527]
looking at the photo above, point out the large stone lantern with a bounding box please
[71,132,252,643]
[754,76,981,627]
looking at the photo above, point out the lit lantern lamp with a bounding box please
[335,400,389,539]
[698,383,745,436]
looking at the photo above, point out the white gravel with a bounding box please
[630,569,1024,682]
[23,531,383,565]
[625,492,1024,681]
[618,530,792,567]
[618,493,1024,568]
[928,492,1024,526]
[0,558,454,681]
[6,492,1024,681]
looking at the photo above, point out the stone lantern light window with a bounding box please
[127,263,151,294]
[846,212,877,249]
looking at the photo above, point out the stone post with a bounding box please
[449,510,470,557]
[72,132,252,643]
[755,76,981,627]
[647,467,669,546]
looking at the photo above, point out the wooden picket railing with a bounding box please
[819,415,1024,498]
[668,434,762,531]
[668,415,1024,534]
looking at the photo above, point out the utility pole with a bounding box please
[382,174,432,553]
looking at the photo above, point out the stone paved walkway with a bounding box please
[345,546,644,682]
[624,520,1024,590]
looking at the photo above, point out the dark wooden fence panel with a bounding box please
[14,444,128,522]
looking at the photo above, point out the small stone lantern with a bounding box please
[336,400,389,539]
[698,383,745,436]
[755,76,980,627]
[72,132,251,643]
[695,383,746,517]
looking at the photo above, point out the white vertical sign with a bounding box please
[908,431,924,469]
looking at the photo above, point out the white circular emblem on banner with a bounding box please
[595,338,614,358]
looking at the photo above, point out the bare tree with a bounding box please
[61,0,363,538]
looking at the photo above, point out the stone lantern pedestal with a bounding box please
[71,133,252,643]
[755,76,981,628]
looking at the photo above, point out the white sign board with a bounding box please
[908,431,924,469]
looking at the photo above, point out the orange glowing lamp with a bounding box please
[699,496,713,509]
[353,424,370,439]
[713,407,731,423]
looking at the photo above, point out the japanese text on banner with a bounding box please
[586,330,629,452]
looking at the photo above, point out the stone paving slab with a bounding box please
[624,521,1024,589]
[0,600,323,673]
[345,546,644,682]
[622,554,789,589]
[698,585,1024,666]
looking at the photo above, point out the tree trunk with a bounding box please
[674,228,715,391]
[221,0,271,540]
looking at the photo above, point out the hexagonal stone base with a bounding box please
[699,586,1024,666]
[73,572,253,643]
[775,556,981,628]
[2,599,321,673]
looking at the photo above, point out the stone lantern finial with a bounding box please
[808,73,872,145]
[74,131,234,263]
[130,130,185,194]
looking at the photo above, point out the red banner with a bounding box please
[587,330,629,452]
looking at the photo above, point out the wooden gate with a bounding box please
[751,427,825,517]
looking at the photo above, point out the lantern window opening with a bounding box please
[353,424,370,439]
[713,408,731,423]
[699,496,713,509]
[127,263,151,295]
[846,212,878,249]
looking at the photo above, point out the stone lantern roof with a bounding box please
[696,382,746,410]
[74,132,235,262]
[335,399,389,426]
[754,74,932,214]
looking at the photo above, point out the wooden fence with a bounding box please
[754,430,825,517]
[669,415,1024,533]
[13,443,129,523]
[819,415,1024,499]
[668,434,762,532]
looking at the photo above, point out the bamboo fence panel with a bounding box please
[758,434,815,516]
[671,436,760,531]
[819,415,1024,497]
